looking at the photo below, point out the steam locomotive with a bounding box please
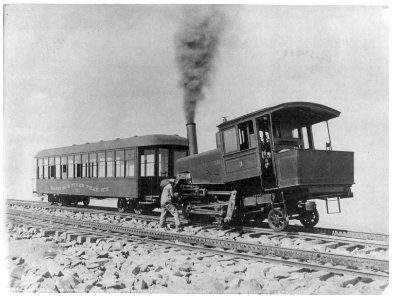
[34,102,354,231]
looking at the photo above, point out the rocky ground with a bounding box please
[5,223,387,294]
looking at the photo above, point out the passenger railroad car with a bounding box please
[34,134,188,212]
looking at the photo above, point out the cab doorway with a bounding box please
[256,116,276,189]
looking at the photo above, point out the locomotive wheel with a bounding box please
[131,201,145,215]
[299,209,320,228]
[268,208,288,232]
[57,197,65,207]
[133,206,143,215]
[214,215,224,224]
[83,198,90,206]
[229,210,246,226]
[117,198,127,213]
[181,203,191,219]
[214,205,226,224]
[48,195,55,205]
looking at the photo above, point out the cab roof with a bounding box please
[35,134,188,158]
[218,102,340,129]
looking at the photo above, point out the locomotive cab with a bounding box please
[216,102,354,230]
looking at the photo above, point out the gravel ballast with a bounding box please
[6,223,387,294]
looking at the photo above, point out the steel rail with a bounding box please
[231,226,389,248]
[6,208,389,274]
[6,213,389,281]
[284,224,389,242]
[6,199,389,249]
[7,199,389,243]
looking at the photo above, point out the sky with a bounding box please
[3,4,389,233]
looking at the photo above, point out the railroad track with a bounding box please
[6,207,389,282]
[6,199,389,243]
[6,199,389,262]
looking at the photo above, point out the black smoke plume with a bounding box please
[175,6,225,123]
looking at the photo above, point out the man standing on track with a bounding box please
[159,178,181,231]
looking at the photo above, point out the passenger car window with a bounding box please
[55,157,61,178]
[43,157,49,179]
[116,150,125,178]
[82,154,89,178]
[68,155,74,178]
[49,157,56,179]
[106,151,115,178]
[125,149,135,177]
[98,152,105,178]
[61,156,67,179]
[89,153,97,178]
[38,158,44,179]
[75,154,82,178]
[159,148,169,177]
[140,149,155,177]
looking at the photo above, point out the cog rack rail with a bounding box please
[6,208,389,277]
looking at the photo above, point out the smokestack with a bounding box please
[186,123,198,155]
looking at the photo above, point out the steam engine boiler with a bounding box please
[173,102,354,231]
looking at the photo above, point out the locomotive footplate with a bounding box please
[185,202,228,215]
[179,190,239,223]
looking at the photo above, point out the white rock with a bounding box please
[227,264,247,274]
[46,264,63,277]
[238,278,262,294]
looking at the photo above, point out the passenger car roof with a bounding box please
[218,102,340,129]
[35,134,188,158]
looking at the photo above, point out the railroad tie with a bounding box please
[368,279,389,290]
[64,232,96,243]
[358,246,382,255]
[54,230,67,240]
[338,275,362,288]
[334,243,361,254]
[304,270,335,281]
[40,229,59,237]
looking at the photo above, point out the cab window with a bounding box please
[272,120,281,138]
[238,121,255,151]
[223,128,238,153]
